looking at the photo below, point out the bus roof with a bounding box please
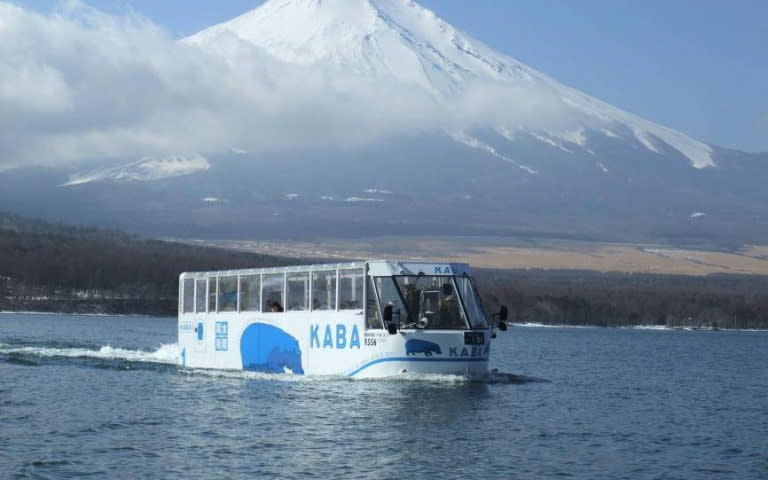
[179,260,472,279]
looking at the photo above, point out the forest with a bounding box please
[2,211,767,328]
[0,211,294,315]
[475,269,768,330]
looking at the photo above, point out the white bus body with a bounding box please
[177,260,494,379]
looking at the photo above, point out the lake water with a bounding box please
[1,314,766,479]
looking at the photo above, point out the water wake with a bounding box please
[181,369,531,384]
[0,341,537,384]
[180,368,311,383]
[357,370,544,384]
[0,341,181,366]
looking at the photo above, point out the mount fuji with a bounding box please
[186,0,714,169]
[1,0,766,245]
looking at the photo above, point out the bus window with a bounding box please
[312,270,336,311]
[182,278,194,314]
[375,277,408,327]
[286,273,309,311]
[195,278,206,313]
[366,276,383,329]
[457,275,488,329]
[263,274,284,312]
[240,275,260,312]
[395,276,468,330]
[208,277,217,313]
[218,276,237,312]
[339,269,363,310]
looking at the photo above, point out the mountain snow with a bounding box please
[62,154,210,186]
[186,0,715,169]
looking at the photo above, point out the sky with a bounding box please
[15,0,768,153]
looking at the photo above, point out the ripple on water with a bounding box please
[1,315,766,480]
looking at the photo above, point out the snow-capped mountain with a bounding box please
[2,0,767,245]
[185,0,713,169]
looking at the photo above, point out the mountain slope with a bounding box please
[185,0,714,169]
[3,0,766,246]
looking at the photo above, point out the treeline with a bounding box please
[0,211,295,315]
[3,211,768,328]
[474,269,768,330]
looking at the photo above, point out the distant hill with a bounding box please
[476,269,768,330]
[0,211,296,315]
[2,211,767,328]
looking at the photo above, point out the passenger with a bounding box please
[402,284,420,320]
[438,295,460,328]
[270,301,284,313]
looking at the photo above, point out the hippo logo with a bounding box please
[240,323,304,374]
[405,339,442,357]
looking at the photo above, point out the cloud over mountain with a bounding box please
[0,0,578,172]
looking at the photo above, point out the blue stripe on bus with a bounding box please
[346,357,489,377]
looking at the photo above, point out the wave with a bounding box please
[180,369,538,385]
[359,372,473,384]
[628,325,768,332]
[180,368,312,383]
[511,323,596,329]
[0,311,153,317]
[178,367,471,384]
[0,342,539,384]
[0,342,181,366]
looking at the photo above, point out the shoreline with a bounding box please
[1,312,764,331]
[510,322,768,332]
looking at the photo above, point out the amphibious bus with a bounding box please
[178,260,507,379]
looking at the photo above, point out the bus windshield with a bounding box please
[456,275,489,329]
[393,276,469,330]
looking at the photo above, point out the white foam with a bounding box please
[361,372,471,383]
[183,368,473,384]
[510,322,595,329]
[0,341,559,382]
[180,368,311,382]
[344,196,384,203]
[0,343,182,365]
[0,311,137,317]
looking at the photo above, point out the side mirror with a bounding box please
[499,305,508,322]
[383,305,393,322]
[387,322,398,335]
[442,283,454,296]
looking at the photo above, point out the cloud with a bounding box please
[0,2,576,171]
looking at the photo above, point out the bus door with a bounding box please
[194,277,209,353]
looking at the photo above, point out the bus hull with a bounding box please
[178,311,491,379]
